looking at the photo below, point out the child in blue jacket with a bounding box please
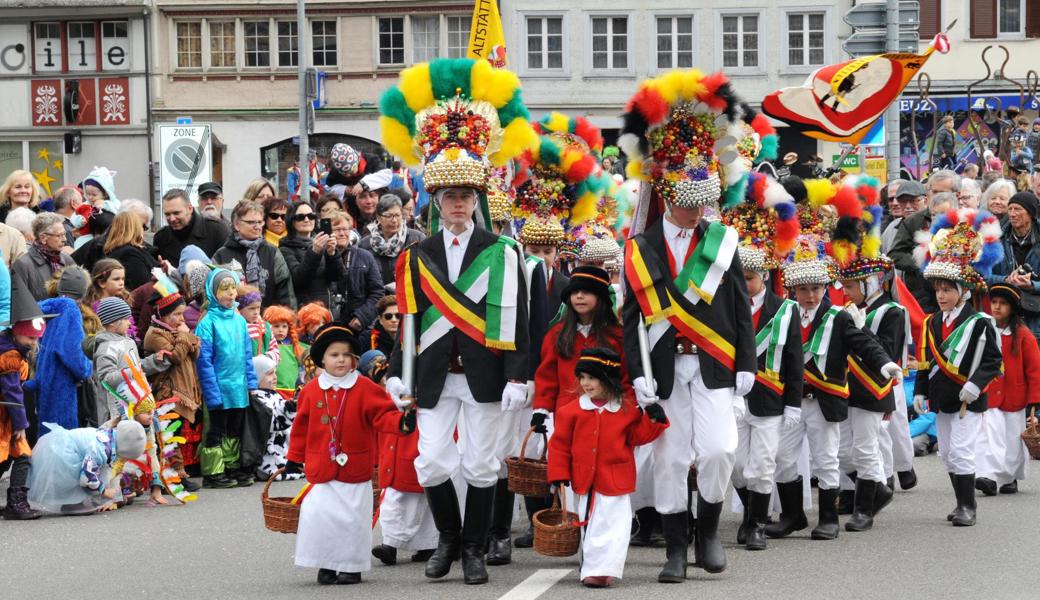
[195,268,257,489]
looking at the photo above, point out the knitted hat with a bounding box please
[183,260,210,300]
[96,297,132,326]
[178,245,209,277]
[57,266,90,300]
[149,268,185,317]
[1008,191,1038,220]
[114,420,146,459]
[359,349,385,377]
[310,324,360,368]
[916,208,1003,290]
[574,347,623,389]
[329,143,362,177]
[562,265,612,308]
[252,354,276,383]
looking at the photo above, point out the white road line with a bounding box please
[497,569,573,600]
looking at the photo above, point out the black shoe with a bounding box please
[461,546,488,585]
[745,491,769,551]
[887,475,895,491]
[999,480,1018,494]
[317,569,338,585]
[694,497,726,573]
[336,572,361,584]
[372,544,397,565]
[485,536,511,566]
[2,487,40,520]
[810,488,840,540]
[657,512,688,583]
[974,477,997,497]
[232,469,254,487]
[513,527,534,548]
[203,473,237,489]
[411,549,435,562]
[734,487,750,544]
[631,506,665,547]
[423,482,462,579]
[486,479,513,566]
[461,484,494,585]
[951,474,977,527]
[898,469,918,490]
[764,478,808,538]
[873,481,894,515]
[837,489,855,515]
[179,477,201,493]
[845,479,877,532]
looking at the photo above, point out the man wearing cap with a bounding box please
[881,179,925,254]
[154,188,230,266]
[196,182,226,224]
[987,191,1040,339]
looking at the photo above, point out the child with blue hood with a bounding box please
[195,267,258,489]
[25,296,93,435]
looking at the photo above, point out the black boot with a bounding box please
[810,488,840,540]
[898,468,918,490]
[657,512,688,583]
[694,496,726,573]
[631,506,665,547]
[837,472,856,515]
[461,484,494,584]
[372,544,397,565]
[845,479,877,532]
[232,467,254,487]
[951,474,977,527]
[946,473,958,521]
[317,569,338,585]
[423,481,462,579]
[999,480,1018,494]
[411,549,435,562]
[734,487,750,545]
[873,479,894,515]
[764,478,808,538]
[203,473,237,489]
[486,479,513,566]
[515,494,548,548]
[2,487,41,520]
[745,491,769,551]
[974,476,997,496]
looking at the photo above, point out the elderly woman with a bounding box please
[982,178,1015,225]
[6,207,37,243]
[243,178,276,203]
[261,196,291,247]
[102,211,159,291]
[12,213,74,300]
[278,201,342,306]
[327,210,384,332]
[213,200,296,308]
[957,178,982,209]
[358,194,425,287]
[0,170,42,223]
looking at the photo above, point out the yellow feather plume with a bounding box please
[679,69,706,101]
[379,117,420,166]
[832,240,854,266]
[626,159,645,180]
[804,179,837,208]
[569,191,599,226]
[543,111,571,134]
[492,118,538,166]
[400,63,434,113]
[470,60,519,108]
[862,235,881,260]
[559,148,583,174]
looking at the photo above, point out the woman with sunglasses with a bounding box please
[357,193,425,289]
[262,197,291,247]
[365,295,399,357]
[278,201,343,307]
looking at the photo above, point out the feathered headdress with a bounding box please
[618,70,778,221]
[914,208,1003,290]
[781,178,868,287]
[149,268,184,318]
[829,176,892,280]
[782,234,837,287]
[720,171,799,271]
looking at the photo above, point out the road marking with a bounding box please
[497,569,572,600]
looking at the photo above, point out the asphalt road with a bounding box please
[2,453,1037,600]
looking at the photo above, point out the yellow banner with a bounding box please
[466,0,507,67]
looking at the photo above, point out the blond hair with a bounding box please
[242,178,276,202]
[0,170,42,209]
[103,211,144,253]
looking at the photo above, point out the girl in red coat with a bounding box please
[976,284,1040,495]
[548,347,668,588]
[284,325,415,585]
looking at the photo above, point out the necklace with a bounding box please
[321,387,350,466]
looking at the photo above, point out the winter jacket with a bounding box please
[153,212,229,267]
[212,236,296,309]
[278,234,344,306]
[329,244,385,327]
[11,245,74,301]
[365,319,396,357]
[104,243,159,291]
[24,298,93,434]
[533,322,632,413]
[143,319,202,423]
[194,269,258,410]
[357,227,425,286]
[936,126,956,157]
[0,334,30,432]
[985,222,1040,339]
[378,427,422,493]
[889,208,938,314]
[92,330,168,423]
[987,325,1040,413]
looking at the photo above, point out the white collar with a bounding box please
[578,393,621,413]
[1000,325,1012,336]
[662,218,695,241]
[942,303,965,325]
[750,289,767,313]
[318,370,359,390]
[864,289,884,308]
[577,322,592,337]
[800,303,821,324]
[443,222,475,249]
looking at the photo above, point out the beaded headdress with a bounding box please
[915,208,1003,290]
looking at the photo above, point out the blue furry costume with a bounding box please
[26,297,93,434]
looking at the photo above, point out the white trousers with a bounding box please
[416,374,501,488]
[652,355,737,510]
[295,481,372,572]
[975,408,1030,485]
[775,398,841,490]
[630,445,656,511]
[935,411,982,475]
[577,492,632,580]
[732,412,782,495]
[879,384,915,477]
[378,488,439,551]
[837,407,885,483]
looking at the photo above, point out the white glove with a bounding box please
[734,371,755,397]
[783,406,802,429]
[501,382,527,412]
[632,376,657,407]
[732,396,747,422]
[880,362,904,383]
[958,382,980,404]
[526,380,535,407]
[913,395,928,416]
[844,304,866,329]
[385,377,410,409]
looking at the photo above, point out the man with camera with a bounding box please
[986,191,1040,339]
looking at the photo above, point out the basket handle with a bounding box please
[262,467,286,500]
[519,426,548,461]
[554,484,574,525]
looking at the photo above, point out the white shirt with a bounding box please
[800,304,821,328]
[318,370,359,391]
[662,218,694,268]
[750,289,767,315]
[577,323,592,338]
[443,222,475,283]
[942,302,965,327]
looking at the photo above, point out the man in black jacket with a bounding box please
[154,189,229,266]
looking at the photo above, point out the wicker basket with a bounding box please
[261,468,300,534]
[533,488,580,557]
[507,427,549,497]
[1022,411,1040,460]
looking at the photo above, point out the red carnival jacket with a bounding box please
[377,428,422,493]
[533,323,632,413]
[547,395,667,496]
[987,325,1040,413]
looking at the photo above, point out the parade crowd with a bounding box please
[0,58,1038,591]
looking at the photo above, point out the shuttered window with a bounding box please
[970,0,998,39]
[919,0,941,39]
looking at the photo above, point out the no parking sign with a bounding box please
[158,123,212,203]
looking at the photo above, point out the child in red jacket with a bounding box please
[284,325,415,585]
[548,347,668,588]
[976,284,1040,495]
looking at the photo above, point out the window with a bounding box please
[209,21,236,68]
[656,16,693,70]
[312,20,337,67]
[278,21,298,67]
[447,16,471,58]
[176,21,202,69]
[787,12,824,67]
[67,22,97,71]
[721,14,758,69]
[33,22,62,72]
[378,17,404,65]
[412,16,439,63]
[999,0,1024,35]
[101,21,129,71]
[244,21,270,67]
[526,16,563,70]
[591,16,628,70]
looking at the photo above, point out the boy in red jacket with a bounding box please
[548,347,668,588]
[285,325,415,585]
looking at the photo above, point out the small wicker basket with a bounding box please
[261,468,300,534]
[1022,410,1040,460]
[506,427,549,497]
[533,488,580,557]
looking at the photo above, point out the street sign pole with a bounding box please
[297,0,309,183]
[885,0,902,182]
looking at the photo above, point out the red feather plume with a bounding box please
[627,87,670,125]
[830,185,862,218]
[573,118,604,153]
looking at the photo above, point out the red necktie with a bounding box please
[452,238,460,246]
